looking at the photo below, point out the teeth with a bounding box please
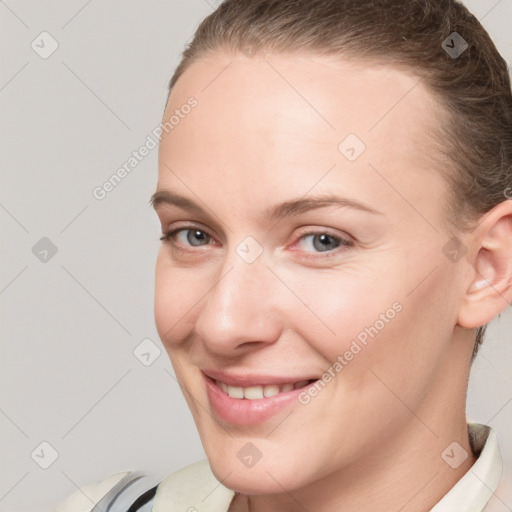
[263,385,280,397]
[227,386,244,399]
[244,386,264,400]
[216,380,309,400]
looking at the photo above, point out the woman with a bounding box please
[57,0,512,510]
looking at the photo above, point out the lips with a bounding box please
[202,369,319,425]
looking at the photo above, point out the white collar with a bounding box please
[431,423,503,512]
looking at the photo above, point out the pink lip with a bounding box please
[203,372,317,426]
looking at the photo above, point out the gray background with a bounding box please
[0,1,511,511]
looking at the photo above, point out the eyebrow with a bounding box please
[150,190,383,222]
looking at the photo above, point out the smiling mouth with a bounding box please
[214,379,317,400]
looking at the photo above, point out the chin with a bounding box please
[209,459,294,495]
[205,441,311,495]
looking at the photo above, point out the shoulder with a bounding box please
[153,459,236,511]
[55,471,130,512]
[55,471,158,512]
[54,461,235,512]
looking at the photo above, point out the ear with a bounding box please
[457,199,512,330]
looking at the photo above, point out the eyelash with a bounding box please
[160,225,354,259]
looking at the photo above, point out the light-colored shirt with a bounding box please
[56,423,507,512]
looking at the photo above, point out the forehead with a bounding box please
[158,52,447,219]
[163,51,441,166]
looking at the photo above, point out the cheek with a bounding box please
[154,253,202,347]
[346,263,459,398]
[288,255,453,390]
[279,264,399,361]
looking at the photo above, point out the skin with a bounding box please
[152,52,512,511]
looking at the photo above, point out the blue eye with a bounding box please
[297,233,350,253]
[160,228,212,247]
[303,233,341,252]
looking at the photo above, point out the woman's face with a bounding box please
[153,52,470,494]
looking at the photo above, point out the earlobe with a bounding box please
[457,200,512,330]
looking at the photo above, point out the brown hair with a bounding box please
[167,0,512,357]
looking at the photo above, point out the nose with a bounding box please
[193,249,283,357]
